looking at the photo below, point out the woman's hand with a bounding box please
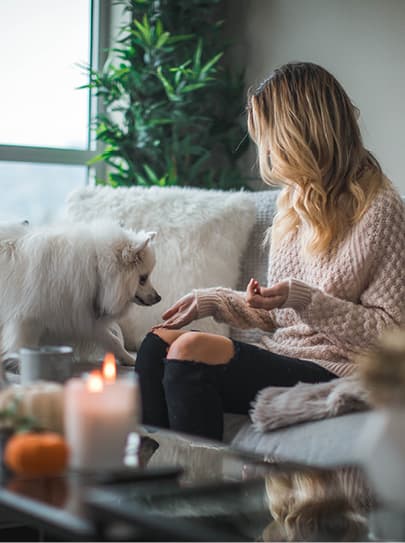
[152,292,198,330]
[246,278,289,310]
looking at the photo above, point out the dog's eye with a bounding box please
[139,275,148,286]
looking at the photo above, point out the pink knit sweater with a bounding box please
[194,183,405,377]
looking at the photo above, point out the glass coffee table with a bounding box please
[0,426,403,541]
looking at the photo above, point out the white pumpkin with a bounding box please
[0,382,64,434]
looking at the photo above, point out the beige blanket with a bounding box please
[250,376,371,432]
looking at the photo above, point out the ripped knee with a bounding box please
[151,328,187,347]
[167,332,234,365]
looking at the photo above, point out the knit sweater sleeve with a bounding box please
[193,287,275,331]
[282,190,405,351]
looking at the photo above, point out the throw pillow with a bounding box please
[64,186,256,350]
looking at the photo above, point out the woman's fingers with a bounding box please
[246,278,260,302]
[152,317,182,330]
[161,303,182,320]
[161,293,194,320]
[259,284,286,297]
[154,321,179,330]
[154,293,198,330]
[247,294,286,310]
[157,306,196,330]
[248,281,289,309]
[164,314,190,329]
[246,287,254,303]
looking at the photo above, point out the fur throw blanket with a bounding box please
[250,376,371,432]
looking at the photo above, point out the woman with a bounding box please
[136,62,405,440]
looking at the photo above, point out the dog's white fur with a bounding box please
[66,186,257,349]
[0,220,160,365]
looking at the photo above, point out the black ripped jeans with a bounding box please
[135,332,337,441]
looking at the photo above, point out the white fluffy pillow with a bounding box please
[64,186,256,349]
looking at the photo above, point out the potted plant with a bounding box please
[84,0,249,189]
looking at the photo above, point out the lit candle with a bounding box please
[64,354,140,471]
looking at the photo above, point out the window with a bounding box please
[0,0,109,224]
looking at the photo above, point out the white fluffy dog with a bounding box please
[0,220,160,365]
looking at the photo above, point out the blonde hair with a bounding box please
[264,470,369,541]
[247,62,385,255]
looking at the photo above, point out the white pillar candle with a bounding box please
[64,355,140,471]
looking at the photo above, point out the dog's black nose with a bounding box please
[155,295,162,304]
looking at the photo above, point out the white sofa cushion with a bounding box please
[231,190,279,344]
[64,186,256,349]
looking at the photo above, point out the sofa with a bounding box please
[61,184,383,468]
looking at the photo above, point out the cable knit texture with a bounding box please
[195,183,405,377]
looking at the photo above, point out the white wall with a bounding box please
[226,0,405,193]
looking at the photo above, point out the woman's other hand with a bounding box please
[246,278,289,310]
[152,292,198,330]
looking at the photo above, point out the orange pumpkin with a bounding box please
[4,432,69,477]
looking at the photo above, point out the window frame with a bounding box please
[0,0,110,184]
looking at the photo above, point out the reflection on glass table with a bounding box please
[86,427,376,542]
[1,426,403,542]
[262,466,372,542]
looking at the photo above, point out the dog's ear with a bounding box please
[120,232,156,265]
[133,231,157,253]
[140,231,157,245]
[120,243,140,265]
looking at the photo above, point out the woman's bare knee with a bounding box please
[151,328,187,346]
[167,332,234,365]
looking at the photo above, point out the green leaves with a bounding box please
[0,396,40,433]
[83,0,249,189]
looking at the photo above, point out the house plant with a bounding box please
[85,0,249,189]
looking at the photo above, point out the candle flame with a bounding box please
[102,352,117,383]
[87,370,103,393]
